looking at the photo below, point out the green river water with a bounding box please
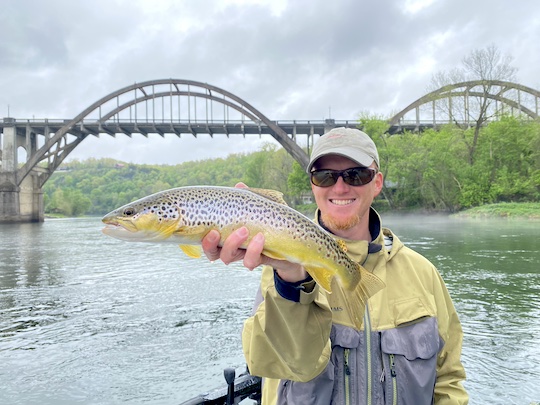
[0,215,538,404]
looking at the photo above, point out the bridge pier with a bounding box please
[0,119,44,223]
[0,172,21,221]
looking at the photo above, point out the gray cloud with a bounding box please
[1,0,538,164]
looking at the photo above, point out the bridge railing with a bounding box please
[3,118,358,126]
[5,117,507,127]
[0,118,362,138]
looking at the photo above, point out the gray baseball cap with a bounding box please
[306,127,380,173]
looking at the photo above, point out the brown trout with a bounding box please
[101,186,384,297]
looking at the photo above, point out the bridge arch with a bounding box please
[389,80,540,132]
[17,79,309,187]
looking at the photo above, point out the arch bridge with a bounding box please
[1,79,539,222]
[388,80,540,133]
[0,79,360,222]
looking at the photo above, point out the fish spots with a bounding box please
[137,187,313,241]
[151,201,180,222]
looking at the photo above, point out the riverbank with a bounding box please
[452,202,540,219]
[373,201,540,220]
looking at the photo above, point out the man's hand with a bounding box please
[201,227,308,282]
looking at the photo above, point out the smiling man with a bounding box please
[202,127,468,404]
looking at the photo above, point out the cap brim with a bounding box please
[306,149,375,173]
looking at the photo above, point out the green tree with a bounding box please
[470,116,540,203]
[417,126,468,211]
[358,115,394,207]
[243,143,287,189]
[383,132,424,209]
[287,161,311,204]
[46,188,91,217]
[430,45,518,165]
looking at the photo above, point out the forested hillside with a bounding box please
[43,116,540,216]
[375,116,540,210]
[44,143,307,216]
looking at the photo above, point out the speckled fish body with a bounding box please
[102,186,383,296]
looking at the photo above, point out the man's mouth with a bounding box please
[330,199,355,206]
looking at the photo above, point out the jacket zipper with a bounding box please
[389,353,397,405]
[344,348,351,404]
[364,307,373,404]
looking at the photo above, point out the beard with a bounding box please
[320,211,362,232]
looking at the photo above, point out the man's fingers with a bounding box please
[202,227,280,272]
[243,232,265,270]
[202,230,221,261]
[220,227,249,264]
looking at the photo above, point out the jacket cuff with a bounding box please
[273,269,314,302]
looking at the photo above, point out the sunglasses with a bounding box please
[310,167,378,187]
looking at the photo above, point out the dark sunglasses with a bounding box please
[310,167,377,187]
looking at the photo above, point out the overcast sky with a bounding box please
[1,0,539,165]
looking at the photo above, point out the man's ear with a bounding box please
[373,172,384,197]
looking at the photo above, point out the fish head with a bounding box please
[101,192,181,242]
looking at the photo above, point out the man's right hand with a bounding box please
[201,227,309,282]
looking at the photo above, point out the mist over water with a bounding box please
[1,216,539,404]
[384,214,540,403]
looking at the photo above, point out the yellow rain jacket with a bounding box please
[242,209,468,404]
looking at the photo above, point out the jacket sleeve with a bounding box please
[242,265,333,382]
[432,269,469,405]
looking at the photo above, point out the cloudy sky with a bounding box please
[1,0,539,165]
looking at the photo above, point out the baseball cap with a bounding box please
[306,127,380,173]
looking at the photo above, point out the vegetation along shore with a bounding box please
[43,116,539,219]
[453,202,540,219]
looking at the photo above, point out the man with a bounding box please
[202,127,468,404]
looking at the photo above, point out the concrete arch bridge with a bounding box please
[388,80,540,132]
[1,79,538,222]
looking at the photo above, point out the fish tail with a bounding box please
[354,264,385,302]
[306,262,384,298]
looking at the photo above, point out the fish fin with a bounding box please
[332,241,383,296]
[248,188,288,206]
[353,264,385,300]
[304,265,335,293]
[175,225,207,236]
[336,239,348,253]
[179,245,203,258]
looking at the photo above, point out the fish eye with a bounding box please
[123,207,136,216]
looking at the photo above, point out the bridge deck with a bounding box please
[0,119,439,137]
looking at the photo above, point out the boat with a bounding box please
[179,367,261,404]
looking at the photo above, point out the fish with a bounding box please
[101,185,384,298]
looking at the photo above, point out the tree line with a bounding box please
[44,143,298,216]
[369,116,540,211]
[43,115,540,217]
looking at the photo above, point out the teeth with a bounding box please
[331,199,354,206]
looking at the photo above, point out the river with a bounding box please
[0,216,539,405]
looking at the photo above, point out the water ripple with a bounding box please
[1,217,539,404]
